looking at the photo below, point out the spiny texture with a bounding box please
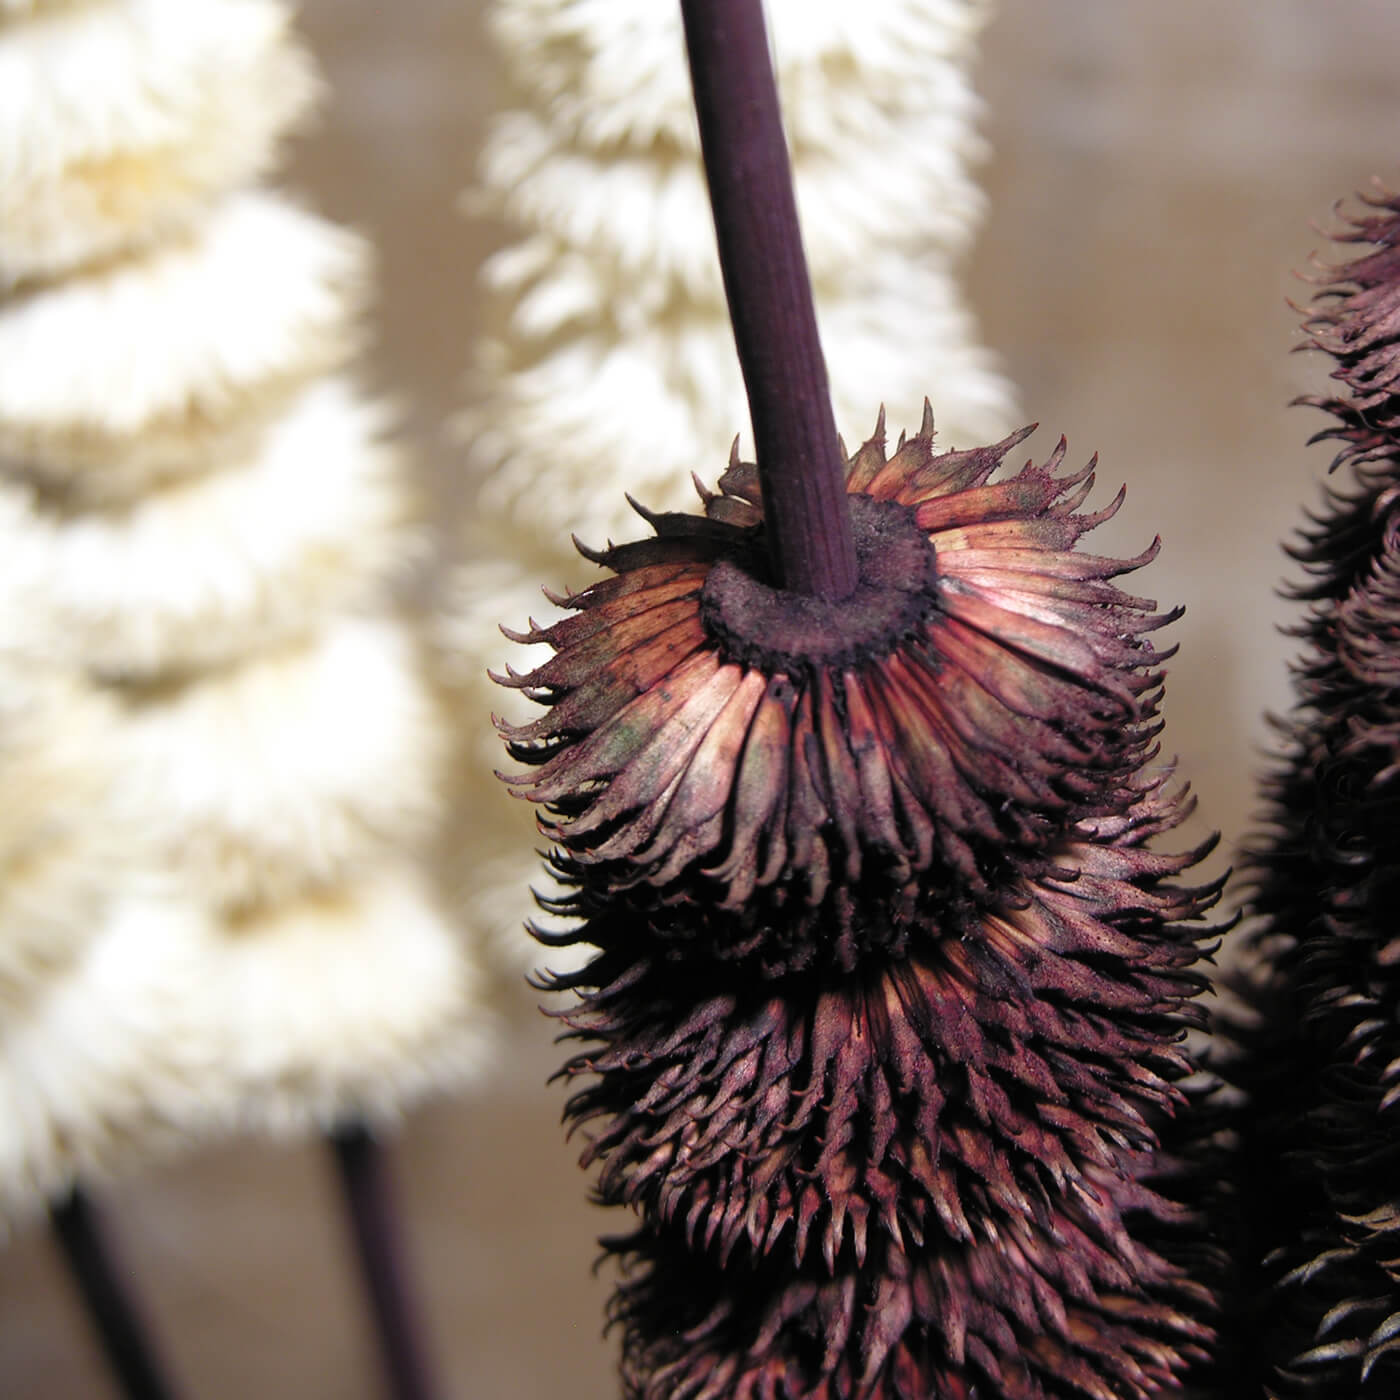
[503,415,1173,942]
[445,0,1015,973]
[1233,191,1400,1396]
[500,411,1223,1399]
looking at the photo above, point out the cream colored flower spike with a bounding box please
[473,264,1012,547]
[0,868,484,1212]
[490,0,988,146]
[487,0,991,272]
[0,381,417,679]
[0,894,227,1229]
[0,633,208,1225]
[0,192,366,504]
[108,618,446,914]
[453,0,1016,970]
[0,0,317,287]
[0,0,486,1230]
[480,99,987,304]
[466,0,1012,535]
[462,0,1013,542]
[184,864,489,1136]
[0,668,115,1015]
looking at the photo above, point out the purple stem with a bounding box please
[680,0,858,601]
[49,1189,182,1400]
[329,1123,442,1400]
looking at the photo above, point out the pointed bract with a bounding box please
[499,412,1222,1398]
[1232,189,1400,1396]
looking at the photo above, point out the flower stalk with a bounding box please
[50,1189,183,1400]
[680,0,858,600]
[330,1124,442,1400]
[496,2,1223,1394]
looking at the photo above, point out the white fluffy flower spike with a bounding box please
[0,0,317,288]
[0,0,486,1226]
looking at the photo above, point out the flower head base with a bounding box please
[498,407,1220,1398]
[499,407,1179,966]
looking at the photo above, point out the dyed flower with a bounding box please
[499,409,1222,1398]
[1233,190,1400,1396]
[502,409,1170,921]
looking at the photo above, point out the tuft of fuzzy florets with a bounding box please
[500,409,1223,1399]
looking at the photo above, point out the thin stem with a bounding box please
[49,1189,182,1400]
[329,1123,442,1400]
[681,0,858,601]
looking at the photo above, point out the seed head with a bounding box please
[1234,190,1400,1396]
[499,408,1222,1398]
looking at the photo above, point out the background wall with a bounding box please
[3,2,1399,1396]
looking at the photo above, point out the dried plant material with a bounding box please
[0,380,416,678]
[500,410,1222,1398]
[0,893,226,1230]
[0,192,366,503]
[482,0,993,301]
[454,1,1015,975]
[109,618,446,914]
[0,0,318,287]
[1234,190,1400,1396]
[471,264,1011,550]
[466,0,1010,547]
[185,864,490,1136]
[0,666,117,1013]
[0,0,488,1233]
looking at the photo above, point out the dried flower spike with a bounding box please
[498,409,1222,1399]
[497,2,1222,1394]
[1232,188,1400,1396]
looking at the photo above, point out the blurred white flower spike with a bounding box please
[448,0,1016,971]
[0,0,318,288]
[0,193,367,502]
[0,2,484,1395]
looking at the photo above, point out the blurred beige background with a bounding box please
[4,1,1399,1396]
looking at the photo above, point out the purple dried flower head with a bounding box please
[1298,191,1400,478]
[1234,189,1400,1396]
[498,409,1222,1398]
[501,408,1176,950]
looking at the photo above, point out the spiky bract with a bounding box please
[500,411,1221,1398]
[1235,191,1400,1396]
[501,411,1178,944]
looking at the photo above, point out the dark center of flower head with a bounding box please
[699,495,939,675]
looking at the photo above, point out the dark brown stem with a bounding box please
[49,1189,182,1400]
[329,1123,442,1400]
[681,0,858,601]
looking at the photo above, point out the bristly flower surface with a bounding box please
[1233,190,1400,1397]
[498,408,1223,1399]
